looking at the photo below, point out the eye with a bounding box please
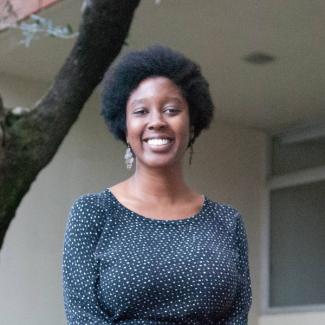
[133,108,147,115]
[164,107,181,115]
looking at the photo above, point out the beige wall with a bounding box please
[190,121,267,325]
[0,74,269,324]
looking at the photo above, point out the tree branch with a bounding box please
[0,0,141,250]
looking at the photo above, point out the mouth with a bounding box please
[143,138,174,146]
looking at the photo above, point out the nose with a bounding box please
[148,110,167,130]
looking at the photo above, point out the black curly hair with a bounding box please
[101,45,215,148]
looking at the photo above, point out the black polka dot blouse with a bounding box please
[62,188,252,324]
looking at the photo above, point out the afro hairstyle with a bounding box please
[101,45,215,147]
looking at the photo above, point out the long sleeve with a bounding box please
[222,212,253,325]
[62,194,112,325]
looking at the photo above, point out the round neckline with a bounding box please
[104,187,208,224]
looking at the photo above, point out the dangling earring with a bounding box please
[124,143,134,169]
[188,127,195,166]
[189,143,194,166]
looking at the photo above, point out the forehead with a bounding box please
[127,76,185,104]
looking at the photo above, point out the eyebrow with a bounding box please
[167,97,183,104]
[129,96,184,107]
[129,99,146,107]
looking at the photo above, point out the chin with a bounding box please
[136,157,183,169]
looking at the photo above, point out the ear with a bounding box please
[187,126,194,148]
[190,125,195,138]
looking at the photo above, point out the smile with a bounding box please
[146,138,172,146]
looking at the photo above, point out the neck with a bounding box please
[127,162,191,204]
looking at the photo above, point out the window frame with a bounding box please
[261,135,325,314]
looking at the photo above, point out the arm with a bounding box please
[223,212,253,324]
[62,194,112,325]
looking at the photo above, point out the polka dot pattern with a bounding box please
[63,188,252,324]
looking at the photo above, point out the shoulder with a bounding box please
[207,199,250,255]
[64,190,113,259]
[67,189,112,233]
[71,189,107,210]
[206,197,245,233]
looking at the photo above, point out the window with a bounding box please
[267,123,325,310]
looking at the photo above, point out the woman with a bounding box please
[63,45,252,324]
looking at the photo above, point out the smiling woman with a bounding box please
[125,76,190,169]
[62,45,252,324]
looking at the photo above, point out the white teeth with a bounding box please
[147,138,171,146]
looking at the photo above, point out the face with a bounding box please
[126,76,191,169]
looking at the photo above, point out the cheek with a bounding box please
[179,119,191,139]
[125,120,143,144]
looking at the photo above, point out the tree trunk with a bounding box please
[0,0,141,250]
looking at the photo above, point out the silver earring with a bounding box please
[188,127,195,166]
[124,143,134,169]
[189,143,194,166]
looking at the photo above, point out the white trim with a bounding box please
[268,165,325,190]
[259,311,325,325]
[260,192,270,313]
[260,135,272,313]
[264,304,325,315]
[276,121,325,145]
